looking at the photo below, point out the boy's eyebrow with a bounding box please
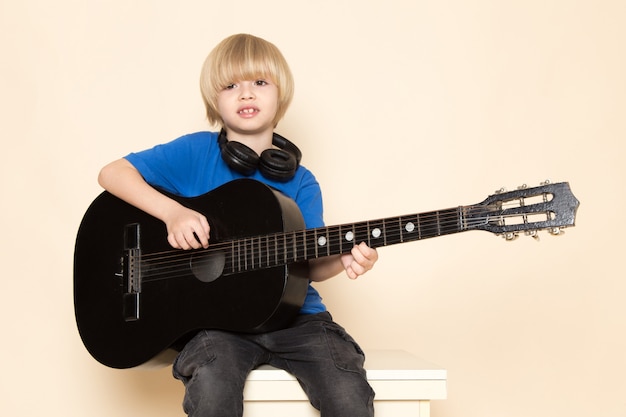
[228,75,272,82]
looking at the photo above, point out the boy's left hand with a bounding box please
[341,242,378,280]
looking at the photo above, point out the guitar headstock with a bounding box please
[466,181,580,240]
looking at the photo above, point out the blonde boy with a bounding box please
[99,34,377,417]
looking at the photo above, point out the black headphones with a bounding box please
[217,129,302,181]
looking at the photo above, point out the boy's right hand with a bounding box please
[163,205,211,250]
[98,158,210,250]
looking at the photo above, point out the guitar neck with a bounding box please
[220,207,464,275]
[207,181,578,276]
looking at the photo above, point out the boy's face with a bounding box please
[217,78,279,138]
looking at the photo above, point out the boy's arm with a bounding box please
[98,158,210,250]
[308,242,378,282]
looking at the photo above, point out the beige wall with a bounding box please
[2,1,624,416]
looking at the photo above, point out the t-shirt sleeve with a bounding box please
[294,169,325,229]
[124,132,219,196]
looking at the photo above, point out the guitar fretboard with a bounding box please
[222,207,464,275]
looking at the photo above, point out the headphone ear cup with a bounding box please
[221,141,259,176]
[259,148,298,181]
[271,133,302,165]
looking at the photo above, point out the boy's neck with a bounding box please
[223,128,274,155]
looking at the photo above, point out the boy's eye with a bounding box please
[254,79,268,86]
[224,83,236,90]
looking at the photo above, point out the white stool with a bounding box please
[243,349,447,417]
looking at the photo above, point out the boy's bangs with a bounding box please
[216,46,278,88]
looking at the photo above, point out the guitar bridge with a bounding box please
[123,223,142,321]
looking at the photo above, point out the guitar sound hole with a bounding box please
[190,251,225,283]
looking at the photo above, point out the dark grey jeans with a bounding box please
[172,312,375,417]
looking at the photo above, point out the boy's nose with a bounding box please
[239,82,255,100]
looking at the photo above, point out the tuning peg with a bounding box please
[502,232,519,241]
[525,230,540,241]
[517,184,528,190]
[495,187,506,194]
[540,179,551,186]
[548,227,563,236]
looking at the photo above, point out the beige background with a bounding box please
[2,1,624,416]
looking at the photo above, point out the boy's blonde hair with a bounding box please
[200,34,294,127]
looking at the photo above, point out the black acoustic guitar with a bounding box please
[74,179,579,369]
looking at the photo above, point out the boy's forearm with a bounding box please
[98,158,183,223]
[308,256,344,282]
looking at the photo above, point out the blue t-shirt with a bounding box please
[124,131,327,314]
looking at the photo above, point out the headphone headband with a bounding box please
[217,130,302,181]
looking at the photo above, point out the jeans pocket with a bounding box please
[323,322,366,376]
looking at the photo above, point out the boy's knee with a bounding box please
[182,363,246,417]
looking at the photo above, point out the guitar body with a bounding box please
[74,179,310,369]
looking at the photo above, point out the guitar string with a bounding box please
[128,186,556,268]
[139,207,536,270]
[140,205,480,266]
[137,204,550,283]
[140,204,542,276]
[140,198,540,266]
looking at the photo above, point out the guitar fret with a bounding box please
[246,238,254,271]
[307,229,318,260]
[274,235,278,265]
[313,229,318,258]
[239,239,243,271]
[296,231,301,261]
[283,232,292,264]
[255,236,260,267]
[440,208,462,235]
[247,237,251,270]
[289,231,296,263]
[244,237,249,270]
[244,238,249,270]
[237,239,242,272]
[386,216,401,244]
[337,225,343,251]
[233,240,241,272]
[264,234,269,267]
[300,230,307,261]
[253,236,258,268]
[338,225,345,251]
[382,220,387,246]
[251,236,256,269]
[420,211,439,239]
[416,213,422,240]
[353,221,365,246]
[326,226,338,256]
[281,232,286,265]
[256,236,260,267]
[283,229,289,264]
